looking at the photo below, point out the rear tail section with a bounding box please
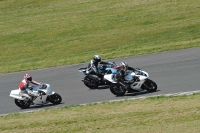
[10,90,25,100]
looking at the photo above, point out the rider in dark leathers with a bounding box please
[87,55,108,82]
[88,55,101,74]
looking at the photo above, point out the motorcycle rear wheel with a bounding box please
[110,83,126,96]
[14,99,30,109]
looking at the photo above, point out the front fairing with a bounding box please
[135,70,149,78]
[32,84,54,104]
[32,84,52,95]
[33,95,49,104]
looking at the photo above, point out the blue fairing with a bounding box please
[106,68,117,74]
[97,62,118,74]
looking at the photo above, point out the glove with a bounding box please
[40,83,47,89]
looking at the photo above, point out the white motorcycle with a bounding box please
[104,68,157,96]
[9,83,62,109]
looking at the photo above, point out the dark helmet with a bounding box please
[93,55,101,63]
[120,62,128,71]
[24,73,32,82]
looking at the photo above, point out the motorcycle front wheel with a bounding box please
[143,79,157,92]
[110,83,126,96]
[83,75,99,89]
[48,93,62,104]
[14,99,30,109]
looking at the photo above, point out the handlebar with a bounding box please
[39,83,47,89]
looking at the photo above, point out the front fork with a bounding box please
[141,79,150,89]
[118,82,128,91]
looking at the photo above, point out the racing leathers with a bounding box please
[19,79,40,103]
[88,59,99,73]
[87,59,104,79]
[115,66,136,89]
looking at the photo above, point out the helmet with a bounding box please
[93,55,101,63]
[120,62,128,71]
[24,73,32,82]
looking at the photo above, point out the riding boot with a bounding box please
[39,93,42,100]
[28,96,34,105]
[124,84,129,89]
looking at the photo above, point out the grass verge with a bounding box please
[1,93,200,133]
[1,0,200,74]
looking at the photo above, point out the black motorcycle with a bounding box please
[79,62,118,89]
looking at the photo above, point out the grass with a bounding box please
[1,94,200,133]
[1,0,200,132]
[0,0,200,74]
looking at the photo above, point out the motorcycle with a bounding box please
[9,83,62,109]
[104,68,157,96]
[79,62,119,89]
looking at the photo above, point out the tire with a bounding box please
[110,83,126,96]
[84,82,92,88]
[83,75,98,89]
[14,99,30,109]
[143,79,157,92]
[49,93,62,104]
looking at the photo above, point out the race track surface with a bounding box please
[0,47,200,115]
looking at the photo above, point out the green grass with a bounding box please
[1,0,200,74]
[1,1,200,132]
[1,94,200,133]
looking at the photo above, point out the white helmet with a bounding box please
[24,73,32,82]
[120,62,128,71]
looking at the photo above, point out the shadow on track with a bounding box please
[20,102,65,110]
[88,85,110,90]
[116,90,161,97]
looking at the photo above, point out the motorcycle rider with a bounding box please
[87,55,104,80]
[116,62,136,89]
[88,55,101,71]
[19,73,41,104]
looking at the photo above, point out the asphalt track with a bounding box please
[0,47,200,115]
